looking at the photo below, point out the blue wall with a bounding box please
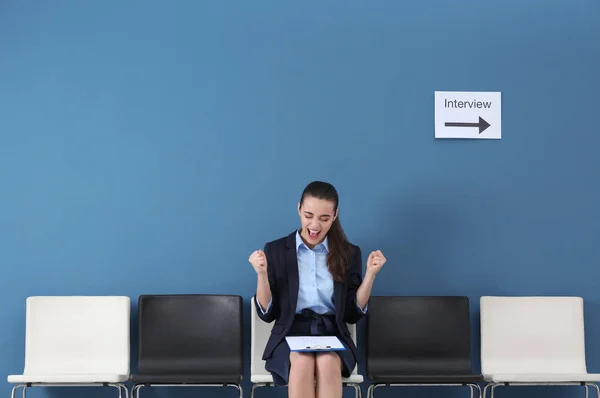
[1,1,599,398]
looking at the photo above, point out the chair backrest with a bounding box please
[250,296,360,377]
[23,296,130,376]
[480,296,588,375]
[137,294,243,376]
[250,296,274,378]
[366,296,473,377]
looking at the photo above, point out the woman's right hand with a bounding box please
[249,249,268,275]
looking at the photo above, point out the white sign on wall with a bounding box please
[434,91,502,139]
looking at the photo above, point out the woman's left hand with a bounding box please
[366,250,386,276]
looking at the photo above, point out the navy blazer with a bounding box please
[254,230,365,361]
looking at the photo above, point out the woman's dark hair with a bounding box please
[299,181,351,282]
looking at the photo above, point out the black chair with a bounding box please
[130,294,244,398]
[366,296,483,398]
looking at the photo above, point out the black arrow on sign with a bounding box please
[445,116,490,134]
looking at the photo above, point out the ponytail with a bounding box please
[326,217,351,282]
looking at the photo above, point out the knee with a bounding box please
[290,352,315,375]
[315,353,342,379]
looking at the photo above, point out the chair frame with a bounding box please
[482,382,600,398]
[365,296,482,398]
[8,296,131,398]
[131,383,242,398]
[480,296,600,398]
[367,382,481,398]
[130,294,244,398]
[11,383,128,398]
[251,380,362,398]
[249,296,363,398]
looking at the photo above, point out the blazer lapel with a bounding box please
[286,232,299,315]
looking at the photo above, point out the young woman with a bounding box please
[249,181,386,398]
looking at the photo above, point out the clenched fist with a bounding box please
[366,250,386,276]
[249,249,268,275]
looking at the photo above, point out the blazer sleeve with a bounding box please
[254,241,281,323]
[344,245,366,324]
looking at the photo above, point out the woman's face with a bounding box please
[298,196,338,248]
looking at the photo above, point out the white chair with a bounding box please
[480,296,600,398]
[250,296,364,398]
[7,296,130,398]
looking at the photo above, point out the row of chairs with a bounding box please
[6,295,600,398]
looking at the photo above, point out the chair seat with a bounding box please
[250,374,364,384]
[7,373,128,383]
[343,375,364,384]
[130,374,241,384]
[486,373,600,383]
[369,374,484,384]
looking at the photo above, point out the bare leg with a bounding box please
[289,352,316,398]
[315,352,342,398]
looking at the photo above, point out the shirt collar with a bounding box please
[295,229,329,253]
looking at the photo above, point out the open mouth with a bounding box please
[307,229,321,240]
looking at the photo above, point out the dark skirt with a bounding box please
[265,309,356,387]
